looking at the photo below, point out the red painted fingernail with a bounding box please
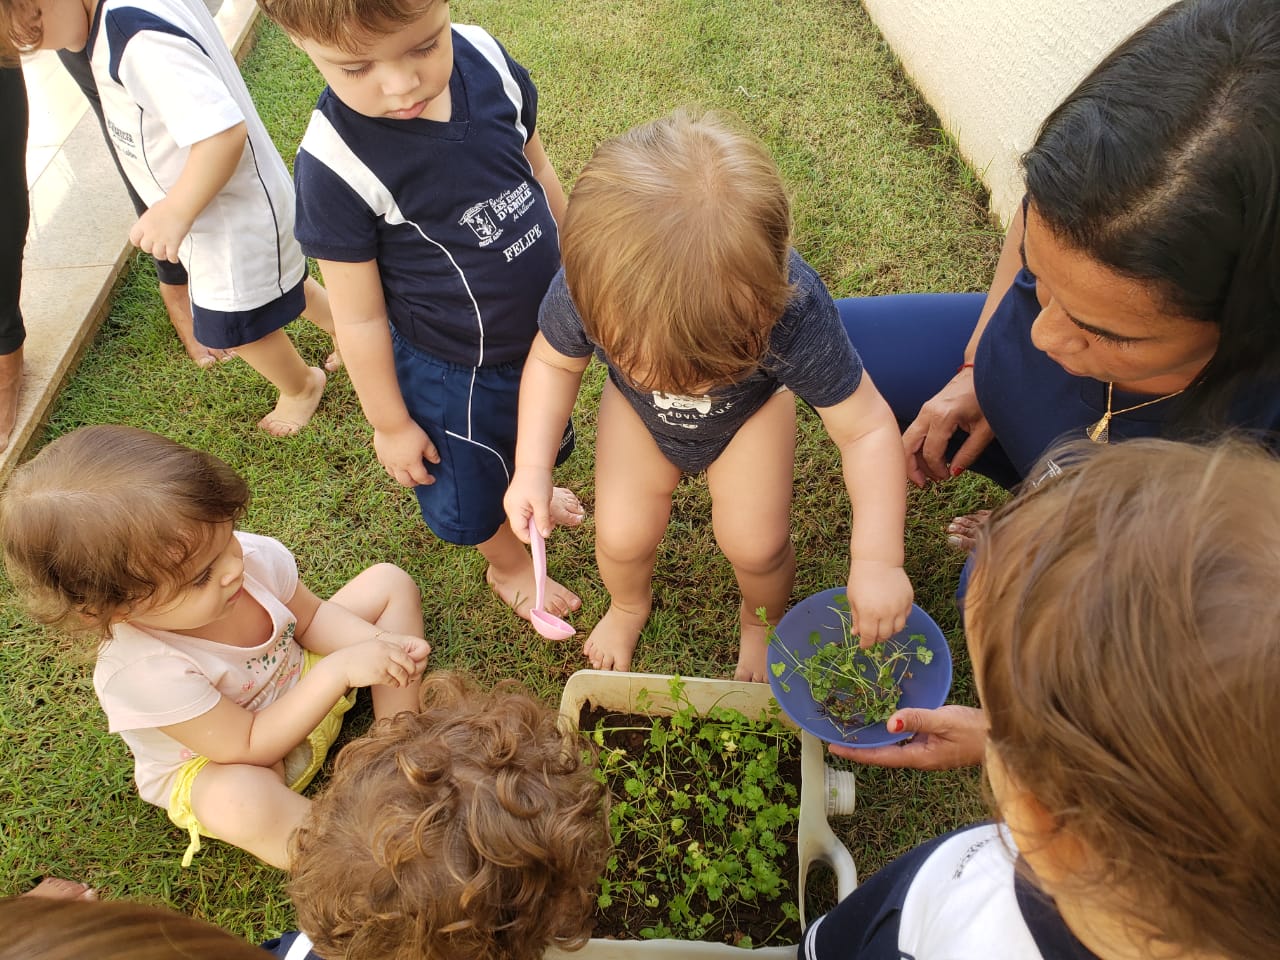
[890,718,904,733]
[950,465,965,477]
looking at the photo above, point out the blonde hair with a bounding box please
[968,438,1280,958]
[257,0,443,53]
[0,898,267,960]
[289,672,611,960]
[0,425,250,635]
[560,107,793,395]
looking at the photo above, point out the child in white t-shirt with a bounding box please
[0,425,430,868]
[2,0,338,436]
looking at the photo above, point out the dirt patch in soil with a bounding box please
[582,704,803,947]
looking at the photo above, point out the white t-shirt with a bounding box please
[85,0,305,313]
[94,532,304,807]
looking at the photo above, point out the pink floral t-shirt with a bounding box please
[93,532,304,807]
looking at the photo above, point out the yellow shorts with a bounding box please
[166,649,356,866]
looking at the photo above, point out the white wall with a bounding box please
[860,0,1174,226]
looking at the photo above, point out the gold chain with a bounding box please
[1086,382,1187,443]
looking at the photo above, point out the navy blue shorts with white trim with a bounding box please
[391,327,574,545]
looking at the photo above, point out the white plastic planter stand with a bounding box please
[547,670,858,959]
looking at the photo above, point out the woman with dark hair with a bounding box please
[843,0,1280,492]
[834,0,1280,768]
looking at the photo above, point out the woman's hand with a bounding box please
[901,369,994,486]
[828,705,987,770]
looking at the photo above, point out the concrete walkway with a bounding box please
[5,0,260,483]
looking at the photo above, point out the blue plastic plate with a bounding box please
[768,588,952,747]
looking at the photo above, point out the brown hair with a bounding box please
[968,438,1280,958]
[257,0,443,54]
[288,672,611,960]
[0,425,250,635]
[560,107,794,395]
[0,898,267,960]
[0,0,43,63]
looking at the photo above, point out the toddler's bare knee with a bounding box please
[719,533,792,577]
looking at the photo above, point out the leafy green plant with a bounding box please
[585,677,802,946]
[767,595,932,733]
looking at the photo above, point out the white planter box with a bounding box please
[548,670,857,959]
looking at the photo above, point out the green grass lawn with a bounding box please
[0,0,1006,941]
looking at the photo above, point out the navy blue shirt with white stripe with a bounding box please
[800,824,1098,960]
[294,25,560,368]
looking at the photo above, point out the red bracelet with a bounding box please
[958,362,975,372]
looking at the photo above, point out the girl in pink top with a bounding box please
[0,425,431,869]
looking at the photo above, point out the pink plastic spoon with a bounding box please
[528,516,576,640]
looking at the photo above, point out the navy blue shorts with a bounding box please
[391,328,575,546]
[191,274,305,350]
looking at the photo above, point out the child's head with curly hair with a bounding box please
[288,672,611,960]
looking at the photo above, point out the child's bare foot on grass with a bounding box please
[945,509,991,552]
[323,346,343,373]
[583,602,649,671]
[734,618,771,683]
[258,366,326,437]
[159,281,232,368]
[487,560,581,622]
[24,877,96,901]
[550,486,585,527]
[0,345,22,452]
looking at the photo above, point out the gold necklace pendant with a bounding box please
[1085,380,1188,445]
[1087,412,1112,444]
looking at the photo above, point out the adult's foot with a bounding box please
[486,559,581,622]
[945,509,991,552]
[582,601,650,672]
[0,345,22,453]
[159,281,232,368]
[258,366,326,438]
[23,877,96,901]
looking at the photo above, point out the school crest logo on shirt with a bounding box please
[460,203,503,245]
[459,182,539,247]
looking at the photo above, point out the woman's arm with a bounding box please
[901,205,1026,485]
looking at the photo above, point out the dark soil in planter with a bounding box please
[582,702,803,947]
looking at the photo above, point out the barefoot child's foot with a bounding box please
[945,509,991,552]
[258,366,326,438]
[583,602,650,672]
[486,559,581,623]
[323,347,343,373]
[23,877,97,901]
[550,486,585,527]
[734,617,771,683]
[159,281,232,368]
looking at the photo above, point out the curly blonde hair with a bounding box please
[969,437,1280,958]
[289,673,610,960]
[560,107,793,395]
[0,425,249,636]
